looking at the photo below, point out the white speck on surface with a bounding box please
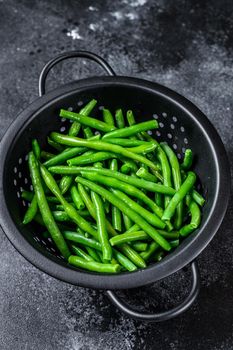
[111,11,124,20]
[125,13,138,20]
[89,6,98,11]
[89,23,100,32]
[67,28,83,40]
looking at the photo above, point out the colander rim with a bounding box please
[0,76,230,290]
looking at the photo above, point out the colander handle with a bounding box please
[38,50,116,96]
[106,260,200,322]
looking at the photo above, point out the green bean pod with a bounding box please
[68,255,121,273]
[70,185,85,210]
[68,99,97,136]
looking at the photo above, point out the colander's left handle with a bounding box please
[39,50,116,96]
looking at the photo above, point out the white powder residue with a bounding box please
[67,28,83,40]
[111,11,124,20]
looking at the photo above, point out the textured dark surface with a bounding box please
[0,0,233,349]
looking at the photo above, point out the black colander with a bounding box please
[0,51,230,322]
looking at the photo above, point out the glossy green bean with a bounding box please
[40,165,98,239]
[60,109,116,133]
[59,175,73,195]
[76,177,171,251]
[83,126,94,139]
[113,249,137,272]
[162,172,196,221]
[68,99,97,136]
[153,251,165,262]
[41,151,55,160]
[23,195,38,224]
[70,185,85,210]
[161,142,183,229]
[68,255,120,273]
[131,242,148,252]
[140,242,159,261]
[103,109,115,126]
[44,147,87,167]
[110,159,122,232]
[136,167,157,182]
[71,244,94,261]
[122,213,133,231]
[104,138,148,147]
[32,139,41,159]
[91,191,112,261]
[115,109,125,129]
[67,151,116,166]
[63,231,101,250]
[180,200,201,236]
[110,231,148,246]
[181,149,193,170]
[85,247,102,262]
[47,137,64,152]
[126,110,144,140]
[28,152,70,259]
[102,120,158,140]
[80,172,164,219]
[78,183,145,269]
[192,189,205,206]
[49,132,162,178]
[48,166,175,194]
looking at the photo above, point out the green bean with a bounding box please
[68,255,120,273]
[136,167,157,182]
[70,185,85,210]
[126,110,144,140]
[153,251,165,262]
[85,247,101,262]
[78,183,146,268]
[115,108,125,129]
[180,200,201,237]
[80,172,164,220]
[50,132,162,178]
[122,214,133,231]
[59,175,73,195]
[32,139,41,159]
[47,137,64,152]
[110,231,148,246]
[68,99,97,137]
[103,120,158,140]
[63,231,101,250]
[192,189,205,206]
[21,191,71,204]
[120,161,137,174]
[70,244,95,261]
[103,109,114,126]
[110,159,122,232]
[156,229,179,239]
[49,166,175,194]
[162,172,196,221]
[140,242,159,261]
[28,152,70,259]
[23,195,38,224]
[41,151,55,160]
[161,142,183,229]
[44,147,87,167]
[113,249,137,272]
[170,239,180,248]
[91,191,112,261]
[131,242,148,252]
[104,138,148,147]
[156,147,172,208]
[40,165,98,239]
[181,149,193,170]
[53,210,90,220]
[83,127,93,139]
[154,182,163,208]
[94,162,104,169]
[76,177,171,251]
[60,109,116,133]
[67,151,116,166]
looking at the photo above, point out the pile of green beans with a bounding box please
[22,100,205,274]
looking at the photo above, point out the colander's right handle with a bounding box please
[106,260,200,322]
[38,50,116,96]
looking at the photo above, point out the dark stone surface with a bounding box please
[0,0,233,349]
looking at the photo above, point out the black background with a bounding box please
[0,1,233,349]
